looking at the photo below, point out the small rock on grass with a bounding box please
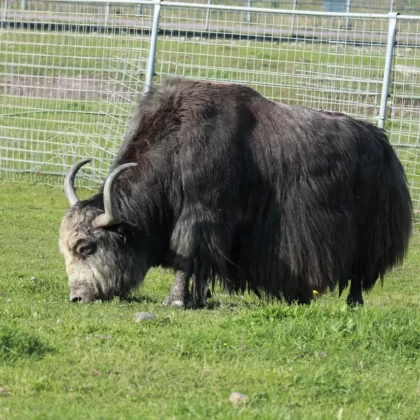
[134,312,157,322]
[0,386,10,396]
[229,392,249,404]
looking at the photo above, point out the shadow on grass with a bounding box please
[0,326,53,362]
[120,294,160,305]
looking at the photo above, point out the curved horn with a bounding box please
[92,162,138,229]
[64,159,91,207]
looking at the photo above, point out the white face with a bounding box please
[59,207,146,302]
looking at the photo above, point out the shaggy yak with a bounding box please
[59,78,412,308]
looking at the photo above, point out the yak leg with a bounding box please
[191,276,209,308]
[284,277,313,305]
[191,262,210,309]
[295,284,313,305]
[346,277,364,307]
[162,270,192,308]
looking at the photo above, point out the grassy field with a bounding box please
[1,13,420,417]
[0,182,419,419]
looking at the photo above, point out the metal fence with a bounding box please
[0,0,419,219]
[164,0,420,15]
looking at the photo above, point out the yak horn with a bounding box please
[64,159,91,207]
[92,162,138,229]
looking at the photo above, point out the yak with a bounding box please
[59,77,413,308]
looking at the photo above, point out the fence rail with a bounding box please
[4,0,420,15]
[1,0,419,219]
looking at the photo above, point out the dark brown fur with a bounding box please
[61,78,413,306]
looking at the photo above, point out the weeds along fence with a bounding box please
[0,0,419,220]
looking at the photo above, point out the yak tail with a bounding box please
[360,141,413,291]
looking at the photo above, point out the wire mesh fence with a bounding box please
[1,0,154,184]
[390,16,420,217]
[156,6,390,114]
[161,0,420,16]
[0,0,419,218]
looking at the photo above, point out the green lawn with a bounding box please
[1,12,420,417]
[0,182,419,419]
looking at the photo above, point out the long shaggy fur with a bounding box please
[82,78,413,303]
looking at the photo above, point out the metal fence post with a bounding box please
[145,0,162,92]
[204,0,211,32]
[345,0,351,30]
[290,0,297,36]
[378,12,398,130]
[247,0,252,24]
[3,0,9,23]
[104,3,110,26]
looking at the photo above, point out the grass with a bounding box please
[0,182,419,419]
[1,14,420,416]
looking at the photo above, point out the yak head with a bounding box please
[59,160,146,302]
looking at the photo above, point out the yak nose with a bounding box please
[70,291,97,302]
[70,292,84,302]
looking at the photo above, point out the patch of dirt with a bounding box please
[395,65,420,75]
[1,74,135,102]
[0,386,10,396]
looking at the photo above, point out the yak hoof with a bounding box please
[346,294,364,307]
[191,297,207,309]
[162,295,189,308]
[170,299,185,308]
[191,282,210,309]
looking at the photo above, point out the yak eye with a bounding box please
[118,234,127,244]
[75,240,96,256]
